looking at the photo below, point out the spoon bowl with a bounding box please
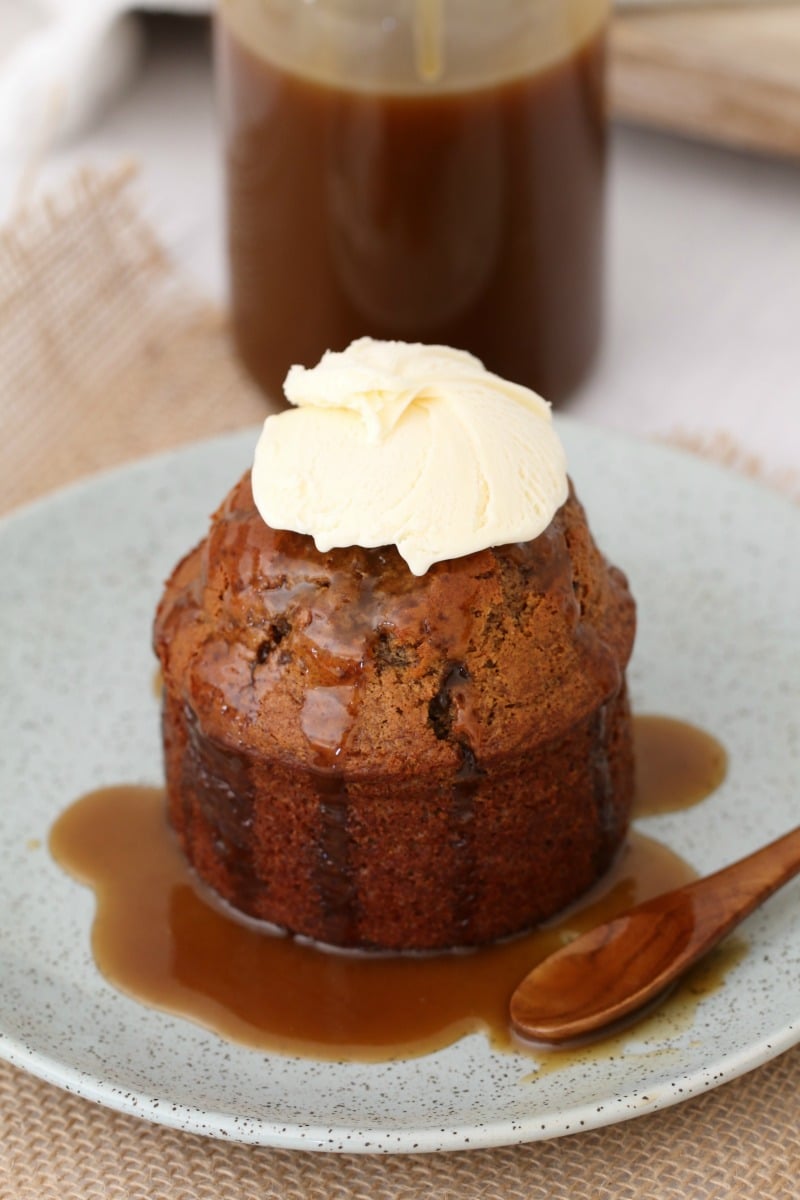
[511,824,800,1044]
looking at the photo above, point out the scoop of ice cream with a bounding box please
[251,338,568,576]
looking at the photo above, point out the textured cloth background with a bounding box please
[0,166,266,516]
[1,169,799,1199]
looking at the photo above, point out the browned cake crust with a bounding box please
[154,473,636,951]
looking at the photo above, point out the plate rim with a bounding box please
[1,418,798,1153]
[2,1015,799,1152]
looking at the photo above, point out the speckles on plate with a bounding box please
[0,423,799,1151]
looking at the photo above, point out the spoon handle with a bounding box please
[678,824,800,958]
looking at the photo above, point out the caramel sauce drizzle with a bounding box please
[50,715,728,1062]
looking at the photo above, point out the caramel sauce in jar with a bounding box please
[49,715,728,1062]
[217,0,608,402]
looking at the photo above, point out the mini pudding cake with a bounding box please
[154,340,636,951]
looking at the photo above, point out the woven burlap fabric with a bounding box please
[0,167,267,516]
[1,170,798,1199]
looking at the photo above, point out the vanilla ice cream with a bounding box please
[251,338,568,576]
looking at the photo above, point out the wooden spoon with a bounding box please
[510,825,800,1045]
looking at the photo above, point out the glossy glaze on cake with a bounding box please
[154,473,635,950]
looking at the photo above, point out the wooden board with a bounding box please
[610,4,800,157]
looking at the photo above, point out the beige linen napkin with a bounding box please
[0,165,265,515]
[1,169,798,1200]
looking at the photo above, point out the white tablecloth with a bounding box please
[2,14,798,481]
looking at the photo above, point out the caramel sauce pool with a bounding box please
[633,715,727,816]
[49,716,727,1062]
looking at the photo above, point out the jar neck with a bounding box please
[217,0,609,93]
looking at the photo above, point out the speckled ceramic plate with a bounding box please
[1,420,798,1153]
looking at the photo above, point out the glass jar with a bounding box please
[217,0,609,403]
